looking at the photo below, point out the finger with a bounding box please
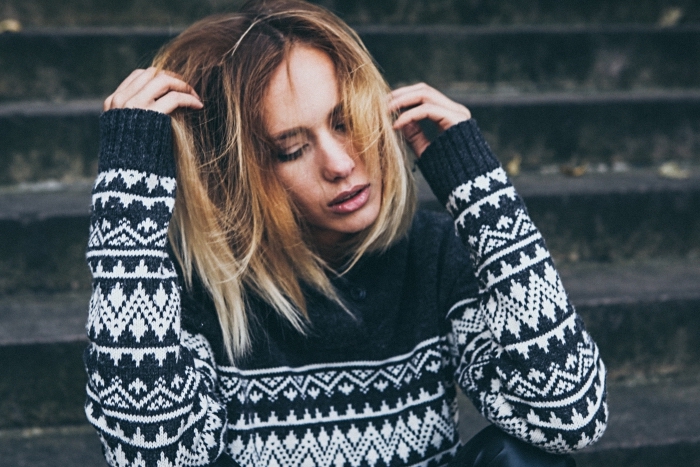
[158,69,201,100]
[104,69,150,111]
[113,74,201,114]
[114,68,158,101]
[400,121,431,157]
[148,92,204,115]
[128,73,200,107]
[389,83,469,119]
[114,68,152,95]
[389,82,433,101]
[107,68,160,109]
[390,87,467,118]
[393,102,469,133]
[112,68,198,109]
[103,94,114,112]
[389,83,446,108]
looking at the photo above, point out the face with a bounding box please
[263,45,382,248]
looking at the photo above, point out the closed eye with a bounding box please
[333,120,347,133]
[277,145,307,162]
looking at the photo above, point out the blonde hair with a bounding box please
[154,0,416,361]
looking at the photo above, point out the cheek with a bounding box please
[273,164,317,211]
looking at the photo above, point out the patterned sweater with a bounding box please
[85,109,607,467]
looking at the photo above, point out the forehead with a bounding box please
[263,45,340,136]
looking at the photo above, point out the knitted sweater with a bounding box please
[85,109,607,467]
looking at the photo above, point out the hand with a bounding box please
[389,83,471,157]
[103,67,203,114]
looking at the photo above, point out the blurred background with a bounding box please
[0,0,699,465]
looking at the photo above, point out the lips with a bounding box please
[328,184,370,214]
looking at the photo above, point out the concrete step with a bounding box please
[0,340,88,430]
[0,182,94,295]
[3,26,700,102]
[1,378,698,466]
[0,291,89,346]
[560,260,700,382]
[0,425,105,467]
[2,0,699,26]
[1,169,698,294]
[574,378,700,466]
[3,92,700,186]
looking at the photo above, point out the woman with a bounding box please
[85,1,607,465]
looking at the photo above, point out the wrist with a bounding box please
[99,108,175,178]
[417,119,501,206]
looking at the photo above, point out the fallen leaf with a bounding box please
[506,155,522,177]
[560,164,588,177]
[0,19,21,33]
[658,161,690,179]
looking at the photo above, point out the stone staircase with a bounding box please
[1,1,699,465]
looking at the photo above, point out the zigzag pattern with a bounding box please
[502,341,598,401]
[93,395,225,467]
[218,338,448,403]
[86,393,219,450]
[89,217,170,250]
[87,281,180,344]
[227,385,449,432]
[469,209,540,271]
[500,369,605,434]
[226,400,457,467]
[87,366,201,412]
[486,262,569,341]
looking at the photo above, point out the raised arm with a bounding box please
[85,72,228,466]
[391,84,607,453]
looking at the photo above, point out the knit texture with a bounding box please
[85,110,607,467]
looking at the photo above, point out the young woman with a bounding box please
[85,1,607,465]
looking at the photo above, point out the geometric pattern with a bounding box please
[218,337,448,403]
[445,165,607,454]
[85,110,607,467]
[216,337,460,466]
[226,400,457,467]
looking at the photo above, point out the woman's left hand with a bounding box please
[389,83,471,157]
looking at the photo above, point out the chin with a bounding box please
[344,205,381,233]
[312,208,380,247]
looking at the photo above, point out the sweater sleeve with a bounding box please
[84,109,229,466]
[417,120,608,454]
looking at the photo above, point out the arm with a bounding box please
[85,104,228,465]
[391,84,607,453]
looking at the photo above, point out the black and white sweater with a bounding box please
[85,109,607,467]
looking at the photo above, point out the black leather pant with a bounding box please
[448,425,577,467]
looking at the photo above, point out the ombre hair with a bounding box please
[154,0,416,361]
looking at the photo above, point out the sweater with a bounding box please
[85,109,607,467]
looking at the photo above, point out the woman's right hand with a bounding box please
[103,67,203,114]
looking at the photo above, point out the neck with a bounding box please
[311,230,354,269]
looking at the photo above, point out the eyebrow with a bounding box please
[271,103,344,144]
[273,127,306,145]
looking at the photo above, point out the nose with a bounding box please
[318,133,355,182]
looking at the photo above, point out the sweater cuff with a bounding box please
[416,119,501,206]
[98,108,175,178]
